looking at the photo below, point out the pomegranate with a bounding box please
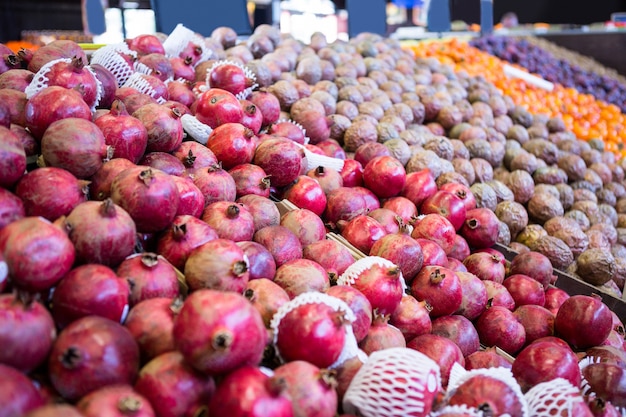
[119,92,157,114]
[513,304,555,345]
[207,122,257,170]
[544,287,570,315]
[184,238,250,292]
[89,158,136,201]
[359,315,406,355]
[192,164,237,205]
[249,90,281,126]
[139,53,173,81]
[411,214,457,255]
[229,163,271,198]
[0,364,45,416]
[460,208,500,249]
[362,155,406,199]
[367,208,402,235]
[22,404,84,417]
[369,233,424,284]
[274,258,330,298]
[253,137,307,188]
[324,187,369,226]
[0,89,27,127]
[581,363,626,408]
[325,285,373,343]
[0,294,55,373]
[239,101,263,135]
[555,295,613,349]
[339,257,405,317]
[402,169,437,208]
[139,152,186,177]
[417,238,449,267]
[172,141,218,175]
[503,274,546,307]
[173,289,267,374]
[117,253,179,306]
[208,366,293,417]
[306,166,343,197]
[440,182,478,212]
[509,251,553,289]
[340,215,386,255]
[166,80,195,108]
[244,278,290,327]
[462,252,506,283]
[0,217,75,292]
[77,385,155,417]
[407,333,465,388]
[170,175,205,218]
[512,340,581,392]
[0,126,26,188]
[447,257,468,273]
[202,201,255,242]
[48,316,140,401]
[354,142,392,168]
[169,57,195,82]
[133,104,183,153]
[0,68,34,91]
[11,124,38,156]
[125,297,180,362]
[15,167,88,221]
[52,263,129,328]
[65,199,136,267]
[424,193,467,235]
[446,374,525,417]
[389,293,432,342]
[238,194,281,231]
[476,305,526,355]
[236,241,276,281]
[127,34,165,56]
[483,280,516,310]
[253,225,303,267]
[273,360,338,417]
[303,239,354,281]
[455,271,488,321]
[333,355,365,407]
[283,176,327,216]
[411,266,463,317]
[268,121,307,145]
[0,188,24,229]
[208,62,256,96]
[280,208,326,247]
[464,347,513,370]
[340,158,364,187]
[24,85,91,140]
[156,215,218,270]
[431,315,481,357]
[110,167,180,233]
[195,88,243,128]
[381,196,418,225]
[134,351,215,417]
[273,296,349,368]
[30,56,100,108]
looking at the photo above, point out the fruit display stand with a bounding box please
[3,19,626,417]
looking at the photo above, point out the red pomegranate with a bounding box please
[475,306,526,355]
[446,374,525,416]
[362,155,406,199]
[249,90,281,126]
[431,314,481,357]
[462,252,506,283]
[94,100,148,163]
[48,316,140,401]
[325,285,373,343]
[416,238,448,267]
[237,194,281,232]
[555,295,613,349]
[117,253,180,306]
[509,251,553,289]
[503,274,546,307]
[237,241,277,281]
[127,34,165,56]
[32,56,100,108]
[207,122,257,170]
[195,88,243,128]
[464,347,513,370]
[244,278,290,327]
[358,315,406,355]
[411,265,463,318]
[24,86,91,139]
[0,217,75,292]
[402,169,437,209]
[133,104,183,153]
[192,164,237,205]
[253,225,303,267]
[229,163,271,198]
[460,208,500,249]
[0,188,24,229]
[0,126,26,189]
[369,233,424,284]
[156,215,218,270]
[283,175,328,216]
[170,175,205,218]
[202,201,255,242]
[455,271,488,320]
[172,141,218,175]
[407,333,465,388]
[173,289,267,374]
[89,158,136,201]
[340,158,364,187]
[440,182,477,212]
[76,385,155,417]
[340,215,387,255]
[512,340,581,392]
[253,137,307,188]
[0,364,45,416]
[411,214,457,255]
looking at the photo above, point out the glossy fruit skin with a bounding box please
[117,253,180,307]
[475,306,526,356]
[253,138,307,188]
[0,217,75,292]
[156,215,219,271]
[24,86,91,139]
[172,289,267,375]
[581,363,626,408]
[0,295,56,373]
[460,208,500,249]
[411,214,457,255]
[363,155,406,198]
[184,239,250,293]
[513,305,555,345]
[76,385,156,417]
[447,374,525,416]
[407,333,465,388]
[48,316,140,402]
[411,265,463,318]
[43,56,100,108]
[0,363,46,417]
[208,366,294,417]
[283,176,327,216]
[511,340,581,392]
[341,215,387,255]
[369,233,424,284]
[195,88,243,129]
[207,122,257,170]
[52,264,130,328]
[0,126,26,189]
[555,295,613,349]
[254,225,303,268]
[132,104,183,153]
[134,351,216,417]
[431,314,481,357]
[96,102,148,162]
[421,190,467,231]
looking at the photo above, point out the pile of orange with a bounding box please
[405,38,626,157]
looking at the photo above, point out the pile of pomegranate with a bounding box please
[0,24,625,417]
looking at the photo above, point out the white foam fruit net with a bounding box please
[429,404,485,417]
[445,363,530,417]
[181,114,213,145]
[206,59,259,100]
[338,256,407,291]
[343,347,442,417]
[524,378,586,417]
[269,291,359,369]
[121,73,166,104]
[25,57,103,111]
[90,43,137,86]
[163,23,213,65]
